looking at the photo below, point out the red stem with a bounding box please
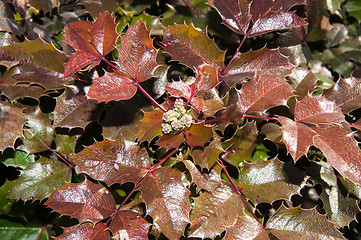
[91,148,179,239]
[218,159,263,227]
[24,129,74,169]
[221,34,247,75]
[102,57,166,112]
[181,0,201,16]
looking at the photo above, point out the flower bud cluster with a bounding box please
[161,99,193,134]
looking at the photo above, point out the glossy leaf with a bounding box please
[222,121,258,166]
[324,76,361,113]
[0,102,27,151]
[8,158,71,201]
[184,122,213,148]
[294,94,345,125]
[238,158,305,204]
[140,166,191,240]
[248,10,307,37]
[208,0,251,35]
[136,108,164,143]
[163,24,225,69]
[157,132,184,149]
[166,81,191,99]
[190,134,223,169]
[3,151,35,169]
[0,38,66,73]
[116,20,159,82]
[196,88,224,115]
[72,138,150,186]
[278,116,316,162]
[53,86,105,129]
[222,47,293,87]
[266,206,345,239]
[20,107,54,154]
[224,214,268,240]
[197,63,220,92]
[250,0,307,22]
[54,222,110,240]
[0,218,50,240]
[183,160,221,192]
[237,73,294,113]
[313,125,361,186]
[189,181,242,239]
[64,12,117,77]
[87,72,138,102]
[46,179,116,223]
[109,210,150,240]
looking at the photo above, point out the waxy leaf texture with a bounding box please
[72,138,150,186]
[64,12,117,78]
[222,47,293,86]
[54,222,110,240]
[237,73,294,113]
[163,24,225,70]
[139,166,191,240]
[46,179,116,223]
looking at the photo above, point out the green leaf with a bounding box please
[0,218,50,240]
[9,158,71,201]
[266,206,346,239]
[238,158,306,204]
[0,180,14,214]
[3,151,35,169]
[345,0,361,21]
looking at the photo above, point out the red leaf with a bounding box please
[294,94,345,125]
[208,0,251,35]
[324,76,361,113]
[190,135,224,169]
[183,160,221,192]
[54,222,110,240]
[157,132,184,150]
[109,210,150,240]
[64,51,101,78]
[190,97,204,111]
[185,123,213,148]
[136,108,164,143]
[251,0,307,22]
[312,125,361,186]
[278,116,316,162]
[46,179,116,223]
[91,12,118,56]
[189,181,243,239]
[116,20,159,82]
[140,167,191,240]
[166,81,192,99]
[87,72,137,102]
[197,63,219,92]
[0,102,27,151]
[237,73,294,113]
[163,24,225,70]
[222,47,293,87]
[72,138,150,186]
[53,86,105,129]
[64,12,117,77]
[248,10,307,37]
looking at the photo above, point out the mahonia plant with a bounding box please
[1,0,361,239]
